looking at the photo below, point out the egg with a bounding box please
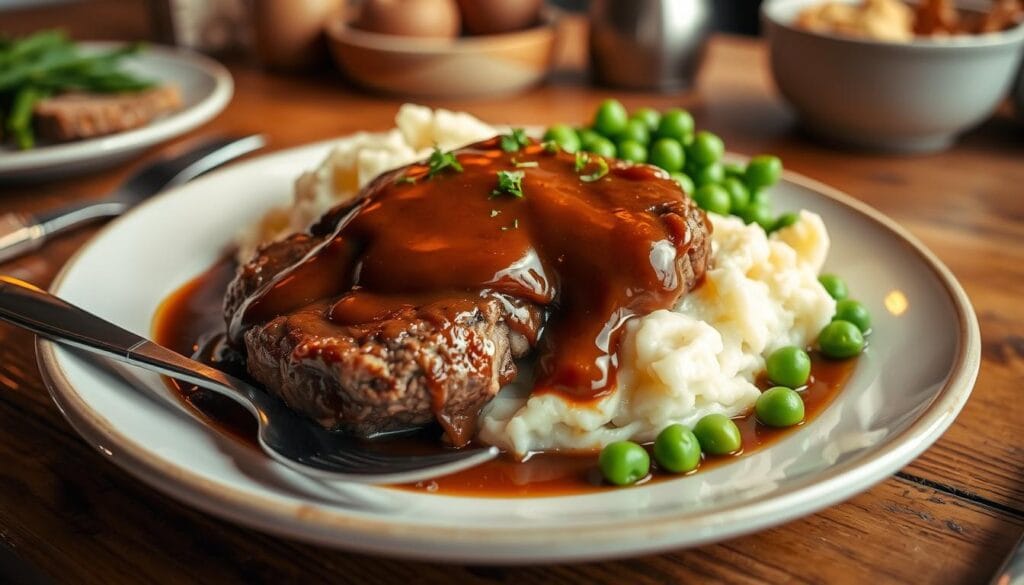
[354,0,461,38]
[456,0,544,35]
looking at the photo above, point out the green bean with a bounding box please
[7,86,47,150]
[0,44,77,91]
[0,30,69,66]
[0,40,149,93]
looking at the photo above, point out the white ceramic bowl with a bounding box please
[763,0,1024,152]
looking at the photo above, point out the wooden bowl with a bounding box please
[325,9,559,99]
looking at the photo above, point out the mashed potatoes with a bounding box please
[479,211,836,457]
[235,104,496,259]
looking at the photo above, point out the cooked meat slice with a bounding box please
[33,85,182,142]
[674,199,712,293]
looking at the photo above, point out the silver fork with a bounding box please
[0,134,266,264]
[0,276,499,484]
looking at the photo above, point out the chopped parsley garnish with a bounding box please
[579,156,610,183]
[575,151,610,182]
[491,170,525,199]
[500,128,530,152]
[427,147,463,178]
[396,175,418,185]
[541,140,560,153]
[574,151,589,172]
[490,209,501,218]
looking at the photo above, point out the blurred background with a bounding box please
[0,0,767,38]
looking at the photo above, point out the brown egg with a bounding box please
[253,0,342,70]
[354,0,461,38]
[456,0,544,35]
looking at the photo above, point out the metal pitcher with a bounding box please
[589,0,713,91]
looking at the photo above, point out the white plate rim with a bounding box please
[34,150,981,563]
[0,42,234,175]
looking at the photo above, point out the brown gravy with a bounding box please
[154,258,854,497]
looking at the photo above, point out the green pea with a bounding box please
[693,414,742,455]
[670,172,695,195]
[618,139,648,163]
[655,108,695,142]
[693,184,731,215]
[755,386,805,427]
[766,346,811,388]
[721,176,750,211]
[617,119,650,145]
[818,320,865,359]
[745,155,782,190]
[691,162,725,187]
[542,124,581,153]
[834,299,872,333]
[593,99,629,137]
[772,211,799,232]
[688,131,725,166]
[653,424,701,473]
[599,441,650,486]
[739,202,775,231]
[724,162,746,178]
[577,128,601,146]
[649,138,685,172]
[585,136,617,158]
[818,274,848,300]
[749,188,771,207]
[631,107,661,131]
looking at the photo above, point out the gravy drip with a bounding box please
[230,137,706,402]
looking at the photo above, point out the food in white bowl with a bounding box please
[156,103,872,494]
[795,0,1023,42]
[763,0,1024,152]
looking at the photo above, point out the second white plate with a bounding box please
[0,42,233,182]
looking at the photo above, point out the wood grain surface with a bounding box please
[1,2,1023,583]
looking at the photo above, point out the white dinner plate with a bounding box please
[36,140,980,563]
[0,42,233,182]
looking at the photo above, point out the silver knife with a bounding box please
[0,134,266,263]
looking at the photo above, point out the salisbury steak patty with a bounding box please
[225,137,712,448]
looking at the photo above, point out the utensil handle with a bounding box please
[0,276,258,417]
[991,535,1024,585]
[111,134,268,198]
[0,213,46,264]
[0,134,266,265]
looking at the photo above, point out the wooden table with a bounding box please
[2,3,1023,583]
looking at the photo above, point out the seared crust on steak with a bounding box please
[242,297,523,445]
